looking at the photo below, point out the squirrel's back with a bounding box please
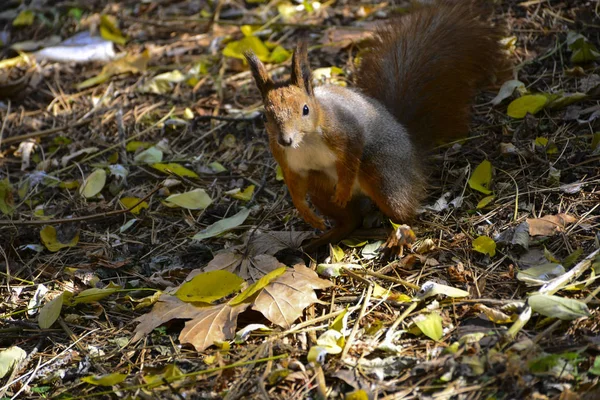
[356,2,504,149]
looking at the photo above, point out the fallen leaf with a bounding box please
[517,264,565,286]
[73,284,120,304]
[0,347,26,379]
[507,94,548,118]
[253,264,332,328]
[175,270,244,303]
[472,236,496,257]
[120,197,148,214]
[134,146,163,164]
[416,281,470,300]
[468,160,493,194]
[77,49,149,89]
[81,372,127,386]
[40,225,79,252]
[527,214,577,236]
[474,304,516,324]
[38,292,64,329]
[132,294,248,351]
[491,80,525,105]
[413,312,443,341]
[192,208,250,241]
[13,10,34,26]
[164,189,213,210]
[80,168,106,198]
[230,267,287,305]
[100,15,127,45]
[0,179,15,215]
[204,253,284,282]
[151,163,199,178]
[529,294,590,320]
[228,185,255,202]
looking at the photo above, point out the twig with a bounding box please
[0,186,161,226]
[1,118,94,146]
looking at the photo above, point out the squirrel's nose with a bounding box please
[278,136,293,147]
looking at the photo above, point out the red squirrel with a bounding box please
[245,2,504,249]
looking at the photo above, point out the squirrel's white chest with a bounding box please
[284,136,337,181]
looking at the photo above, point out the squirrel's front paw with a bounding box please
[301,211,326,231]
[331,191,351,208]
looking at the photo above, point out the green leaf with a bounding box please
[341,238,368,247]
[73,285,120,304]
[315,329,344,354]
[507,94,548,118]
[567,32,600,63]
[224,36,270,61]
[208,162,227,173]
[142,364,183,388]
[38,292,64,329]
[81,372,127,386]
[589,357,600,376]
[476,195,495,209]
[176,270,244,303]
[563,248,583,268]
[151,163,199,178]
[0,347,27,379]
[415,281,470,300]
[230,267,287,305]
[546,92,588,109]
[468,160,493,194]
[268,45,291,63]
[528,294,590,320]
[0,179,15,216]
[138,70,186,94]
[126,141,152,152]
[40,225,79,252]
[517,263,565,286]
[164,189,213,210]
[192,208,251,241]
[80,169,106,198]
[472,236,496,257]
[413,312,443,341]
[13,10,34,26]
[134,146,163,164]
[491,80,525,105]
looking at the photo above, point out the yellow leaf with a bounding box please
[472,236,496,257]
[59,180,79,190]
[224,36,270,62]
[229,267,287,305]
[175,270,244,303]
[230,185,255,202]
[183,108,194,120]
[275,166,284,181]
[73,285,120,304]
[13,10,34,26]
[120,197,149,214]
[208,162,227,173]
[476,195,495,209]
[413,312,443,341]
[240,25,261,37]
[38,292,64,329]
[468,160,493,195]
[534,137,558,154]
[77,50,149,89]
[151,163,199,178]
[346,390,370,400]
[100,15,127,45]
[0,179,15,216]
[268,45,291,64]
[79,169,106,198]
[507,94,548,119]
[81,373,127,386]
[40,226,79,252]
[126,141,152,152]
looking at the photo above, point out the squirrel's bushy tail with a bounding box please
[356,2,505,149]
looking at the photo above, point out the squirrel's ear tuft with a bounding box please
[245,51,273,98]
[291,41,313,96]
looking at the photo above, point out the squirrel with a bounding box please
[244,2,505,249]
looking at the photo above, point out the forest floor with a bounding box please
[1,0,600,399]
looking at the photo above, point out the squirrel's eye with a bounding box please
[302,105,309,116]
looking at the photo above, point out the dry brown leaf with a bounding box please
[526,213,577,236]
[132,294,248,351]
[204,253,284,282]
[253,264,332,329]
[320,23,379,49]
[203,231,314,282]
[179,302,248,351]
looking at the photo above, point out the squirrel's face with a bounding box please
[245,42,317,149]
[264,86,319,148]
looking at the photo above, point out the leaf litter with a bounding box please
[1,1,600,399]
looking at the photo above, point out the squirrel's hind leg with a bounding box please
[302,173,362,252]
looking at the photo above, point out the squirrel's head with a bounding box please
[245,42,319,148]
